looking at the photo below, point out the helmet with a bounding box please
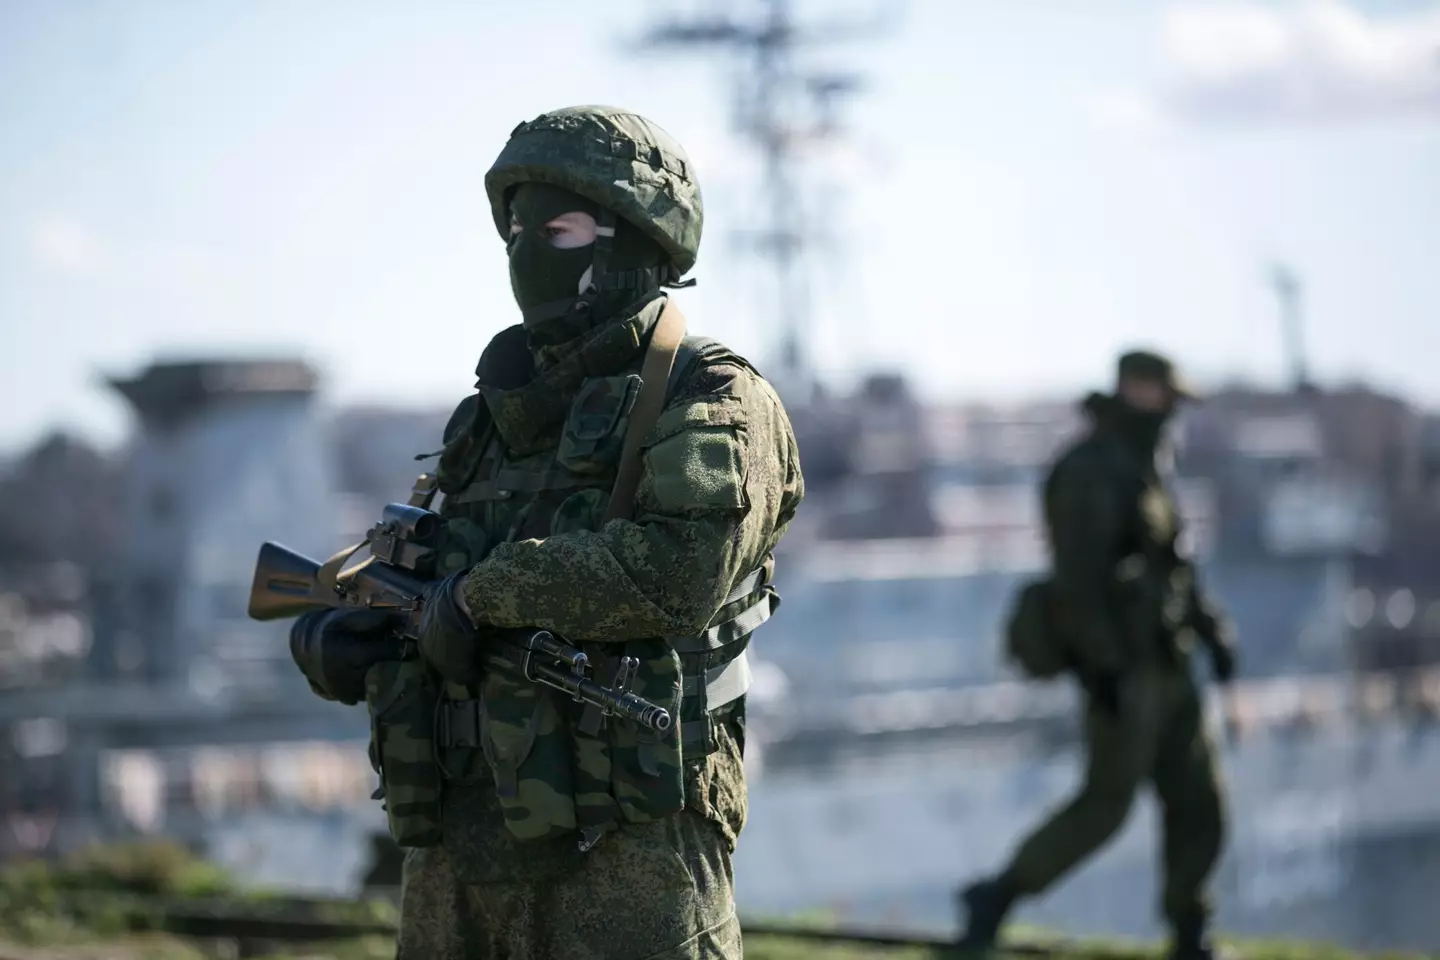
[484,105,703,279]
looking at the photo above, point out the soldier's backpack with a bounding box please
[1004,576,1068,680]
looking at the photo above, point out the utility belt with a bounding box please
[366,565,777,851]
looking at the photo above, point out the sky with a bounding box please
[2,0,1438,453]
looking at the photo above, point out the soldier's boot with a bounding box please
[956,876,1016,951]
[1168,912,1216,960]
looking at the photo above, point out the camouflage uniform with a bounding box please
[372,107,803,959]
[962,353,1235,959]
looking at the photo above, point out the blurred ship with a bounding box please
[5,356,1440,950]
[734,373,1440,953]
[6,1,1437,952]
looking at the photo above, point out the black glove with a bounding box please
[416,569,484,685]
[1191,606,1237,684]
[1209,643,1237,685]
[1086,670,1126,719]
[290,607,405,705]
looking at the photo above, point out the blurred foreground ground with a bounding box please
[1,931,1432,960]
[0,843,1431,960]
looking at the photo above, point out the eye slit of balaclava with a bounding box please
[505,182,670,344]
[507,183,600,311]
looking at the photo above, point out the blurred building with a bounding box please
[329,406,451,540]
[8,350,1440,935]
[0,358,370,861]
[750,377,1440,736]
[102,358,340,701]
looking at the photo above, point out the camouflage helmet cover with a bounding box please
[484,105,703,277]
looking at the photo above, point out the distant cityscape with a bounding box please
[5,352,1440,947]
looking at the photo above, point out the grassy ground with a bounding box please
[2,935,1432,960]
[0,842,1432,960]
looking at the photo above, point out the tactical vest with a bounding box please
[412,334,777,848]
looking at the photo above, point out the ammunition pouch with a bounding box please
[364,656,444,848]
[430,565,775,844]
[1005,576,1069,680]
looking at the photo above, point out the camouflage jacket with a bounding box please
[1043,393,1230,676]
[416,294,803,883]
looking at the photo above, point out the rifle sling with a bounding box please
[604,297,686,524]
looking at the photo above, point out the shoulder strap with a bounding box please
[665,334,723,397]
[604,299,687,523]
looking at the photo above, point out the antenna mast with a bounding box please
[1269,264,1310,392]
[635,0,888,401]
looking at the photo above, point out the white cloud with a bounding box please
[1095,0,1440,129]
[29,217,115,277]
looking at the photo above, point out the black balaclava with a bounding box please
[1085,391,1175,456]
[506,182,668,347]
[1114,396,1175,453]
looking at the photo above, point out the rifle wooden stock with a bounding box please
[246,539,672,733]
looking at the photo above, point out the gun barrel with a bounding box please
[528,630,589,670]
[527,659,673,734]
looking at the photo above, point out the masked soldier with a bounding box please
[288,106,803,959]
[959,351,1236,960]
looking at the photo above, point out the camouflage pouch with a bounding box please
[364,657,443,847]
[682,707,748,852]
[556,374,641,475]
[1005,577,1069,680]
[477,669,578,841]
[609,639,686,823]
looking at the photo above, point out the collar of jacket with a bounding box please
[1081,391,1164,462]
[475,293,665,456]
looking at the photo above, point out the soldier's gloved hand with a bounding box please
[1088,670,1126,719]
[416,569,484,686]
[290,608,405,706]
[1209,643,1237,685]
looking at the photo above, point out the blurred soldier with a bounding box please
[288,106,803,959]
[959,351,1236,960]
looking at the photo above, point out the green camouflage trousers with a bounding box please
[1003,664,1225,927]
[395,809,741,959]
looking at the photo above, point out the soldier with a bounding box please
[959,351,1236,960]
[287,106,803,958]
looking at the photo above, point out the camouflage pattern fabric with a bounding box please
[396,808,741,959]
[426,291,799,856]
[459,311,789,643]
[477,303,659,457]
[365,658,444,847]
[371,103,800,955]
[486,106,703,277]
[401,284,794,897]
[390,287,790,951]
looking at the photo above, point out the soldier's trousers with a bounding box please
[1001,664,1225,928]
[395,808,742,960]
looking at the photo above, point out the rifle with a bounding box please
[246,502,673,734]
